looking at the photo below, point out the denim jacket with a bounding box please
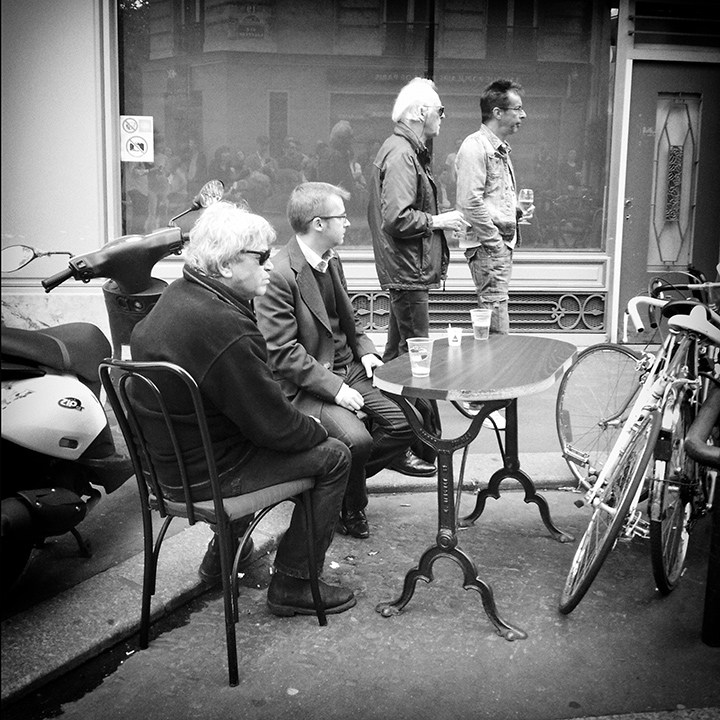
[454,124,517,251]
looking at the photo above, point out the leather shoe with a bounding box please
[337,509,370,539]
[388,449,436,477]
[198,535,255,586]
[267,572,356,616]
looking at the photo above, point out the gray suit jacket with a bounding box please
[254,237,378,401]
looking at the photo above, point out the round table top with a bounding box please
[373,334,577,402]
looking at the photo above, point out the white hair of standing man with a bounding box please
[391,77,440,124]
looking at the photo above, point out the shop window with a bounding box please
[118,0,611,254]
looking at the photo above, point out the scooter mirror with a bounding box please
[197,179,225,208]
[2,245,73,272]
[2,245,37,272]
[169,180,225,227]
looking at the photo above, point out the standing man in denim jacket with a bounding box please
[368,77,469,361]
[455,79,529,335]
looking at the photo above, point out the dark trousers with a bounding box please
[220,437,350,579]
[293,360,416,513]
[382,288,430,361]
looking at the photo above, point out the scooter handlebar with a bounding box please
[42,267,76,293]
[42,227,184,295]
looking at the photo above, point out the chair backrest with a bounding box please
[99,358,224,525]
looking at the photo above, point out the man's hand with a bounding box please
[518,203,535,221]
[361,353,383,378]
[334,383,364,412]
[431,210,472,232]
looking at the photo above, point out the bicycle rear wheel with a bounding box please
[559,410,661,614]
[649,391,697,595]
[556,344,643,483]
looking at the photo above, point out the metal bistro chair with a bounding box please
[99,359,327,686]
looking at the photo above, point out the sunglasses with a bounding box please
[243,249,272,266]
[423,105,445,119]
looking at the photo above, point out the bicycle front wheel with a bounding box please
[649,391,697,595]
[559,410,661,614]
[556,343,643,483]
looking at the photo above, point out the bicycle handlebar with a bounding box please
[626,296,667,335]
[650,280,720,300]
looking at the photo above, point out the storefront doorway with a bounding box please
[618,61,720,332]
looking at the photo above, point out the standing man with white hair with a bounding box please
[368,77,469,362]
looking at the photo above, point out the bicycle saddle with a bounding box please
[660,298,701,320]
[668,303,720,346]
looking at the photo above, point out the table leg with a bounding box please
[374,395,526,640]
[459,400,574,543]
[375,543,527,640]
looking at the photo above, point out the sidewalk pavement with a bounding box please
[2,390,718,719]
[0,451,570,706]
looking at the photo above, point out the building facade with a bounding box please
[2,0,719,346]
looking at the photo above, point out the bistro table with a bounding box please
[373,333,577,640]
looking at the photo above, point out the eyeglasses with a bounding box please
[423,105,445,118]
[499,105,524,113]
[243,249,272,266]
[314,214,348,222]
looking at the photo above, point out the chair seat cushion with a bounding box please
[154,477,316,524]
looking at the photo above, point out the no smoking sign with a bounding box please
[120,115,154,162]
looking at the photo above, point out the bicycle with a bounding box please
[558,281,720,614]
[556,269,711,485]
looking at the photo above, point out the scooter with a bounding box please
[1,180,224,587]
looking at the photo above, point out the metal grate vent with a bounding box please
[350,290,605,333]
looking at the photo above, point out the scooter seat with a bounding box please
[2,323,111,385]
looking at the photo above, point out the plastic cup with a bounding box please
[407,337,434,377]
[470,308,492,340]
[447,326,462,346]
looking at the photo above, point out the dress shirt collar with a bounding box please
[296,236,335,273]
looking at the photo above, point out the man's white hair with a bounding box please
[391,77,439,124]
[185,201,276,278]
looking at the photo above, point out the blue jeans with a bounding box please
[293,360,415,513]
[383,288,430,361]
[465,242,513,335]
[220,437,350,579]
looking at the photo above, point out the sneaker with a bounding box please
[198,535,255,586]
[483,410,506,430]
[461,403,506,430]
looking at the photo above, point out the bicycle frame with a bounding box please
[578,319,695,540]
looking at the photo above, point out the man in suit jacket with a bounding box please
[255,182,435,539]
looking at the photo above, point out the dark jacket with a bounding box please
[254,237,378,401]
[368,123,449,291]
[130,266,328,501]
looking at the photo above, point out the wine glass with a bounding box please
[518,189,534,225]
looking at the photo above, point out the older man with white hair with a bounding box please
[131,201,355,617]
[368,76,469,362]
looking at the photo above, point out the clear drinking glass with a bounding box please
[518,189,534,225]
